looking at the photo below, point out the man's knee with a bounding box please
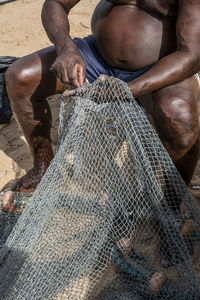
[153,95,199,157]
[5,55,42,101]
[6,60,34,90]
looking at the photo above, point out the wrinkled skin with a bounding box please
[2,0,200,211]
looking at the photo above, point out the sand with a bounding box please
[0,0,199,204]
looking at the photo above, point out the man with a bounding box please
[1,0,200,211]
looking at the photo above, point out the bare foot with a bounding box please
[0,164,49,212]
[2,191,15,212]
[181,218,196,238]
[149,272,165,295]
[160,218,196,268]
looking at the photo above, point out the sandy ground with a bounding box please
[0,0,199,203]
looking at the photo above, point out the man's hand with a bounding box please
[51,45,86,87]
[42,0,85,86]
[63,75,132,104]
[63,74,106,97]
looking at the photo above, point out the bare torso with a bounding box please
[91,0,178,70]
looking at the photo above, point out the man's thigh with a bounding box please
[137,75,200,160]
[6,46,70,99]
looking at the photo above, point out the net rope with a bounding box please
[0,76,200,299]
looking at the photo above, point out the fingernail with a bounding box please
[99,75,106,82]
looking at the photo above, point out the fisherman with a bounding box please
[1,0,200,211]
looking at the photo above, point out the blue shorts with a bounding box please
[74,35,154,83]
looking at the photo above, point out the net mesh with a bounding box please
[0,76,200,299]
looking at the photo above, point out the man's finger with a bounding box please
[63,84,88,97]
[63,88,76,97]
[51,63,66,83]
[99,74,106,83]
[50,64,58,77]
[77,64,86,86]
[68,64,80,87]
[60,67,70,84]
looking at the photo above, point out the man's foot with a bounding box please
[159,218,196,268]
[149,272,165,296]
[180,218,196,238]
[0,164,49,212]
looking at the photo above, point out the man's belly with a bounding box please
[91,1,177,71]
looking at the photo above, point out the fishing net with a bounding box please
[0,75,200,299]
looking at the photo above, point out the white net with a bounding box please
[0,76,200,299]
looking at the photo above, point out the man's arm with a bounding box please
[128,0,200,98]
[42,0,86,86]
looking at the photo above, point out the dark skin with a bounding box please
[1,0,200,211]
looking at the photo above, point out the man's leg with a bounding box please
[1,46,70,197]
[138,75,200,185]
[137,76,200,266]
